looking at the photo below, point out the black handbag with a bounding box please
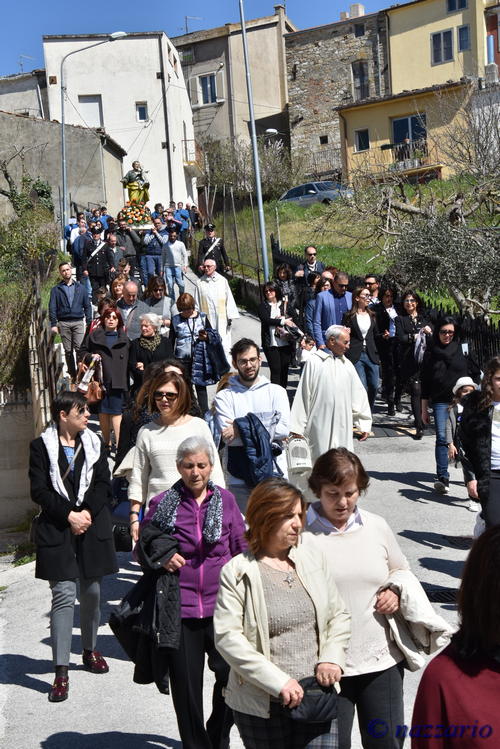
[288,676,338,724]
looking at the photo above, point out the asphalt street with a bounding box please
[0,310,477,749]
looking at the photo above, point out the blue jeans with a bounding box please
[140,254,162,286]
[433,401,450,479]
[354,351,379,410]
[164,265,185,302]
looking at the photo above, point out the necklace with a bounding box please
[260,559,296,588]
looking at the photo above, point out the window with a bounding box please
[458,25,470,51]
[77,95,103,128]
[179,47,194,64]
[447,0,466,11]
[432,30,453,64]
[319,135,329,145]
[354,23,365,37]
[392,114,427,144]
[136,102,148,122]
[355,129,370,152]
[200,73,217,104]
[352,61,370,101]
[284,186,306,199]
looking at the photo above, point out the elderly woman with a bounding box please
[215,477,351,749]
[138,436,247,749]
[128,370,224,541]
[128,312,173,395]
[304,448,450,749]
[29,391,117,702]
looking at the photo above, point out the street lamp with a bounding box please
[60,31,127,235]
[238,0,270,281]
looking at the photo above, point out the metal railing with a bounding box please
[351,138,442,177]
[28,274,68,436]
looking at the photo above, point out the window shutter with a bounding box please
[189,77,199,106]
[216,69,225,100]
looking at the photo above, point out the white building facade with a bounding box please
[43,32,197,214]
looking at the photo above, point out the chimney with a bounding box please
[340,11,350,20]
[349,4,365,18]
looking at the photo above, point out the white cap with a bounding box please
[452,376,477,396]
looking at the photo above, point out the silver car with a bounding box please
[278,180,353,206]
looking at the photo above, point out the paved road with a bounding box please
[0,310,476,748]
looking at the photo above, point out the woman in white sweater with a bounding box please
[128,371,224,541]
[303,448,409,749]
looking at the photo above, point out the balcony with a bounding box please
[306,147,342,178]
[351,138,444,182]
[182,139,204,179]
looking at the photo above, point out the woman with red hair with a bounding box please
[81,307,129,452]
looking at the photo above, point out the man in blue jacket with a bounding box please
[49,262,92,379]
[313,271,352,348]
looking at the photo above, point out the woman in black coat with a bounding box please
[460,356,500,527]
[81,306,129,452]
[374,286,402,416]
[258,281,300,389]
[394,290,432,439]
[128,312,173,396]
[421,317,471,494]
[29,391,117,703]
[342,285,380,410]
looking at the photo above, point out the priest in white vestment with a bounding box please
[196,259,240,361]
[290,324,372,460]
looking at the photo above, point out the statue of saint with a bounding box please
[121,160,150,204]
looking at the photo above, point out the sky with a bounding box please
[3,0,383,76]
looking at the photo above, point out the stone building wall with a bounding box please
[285,12,390,177]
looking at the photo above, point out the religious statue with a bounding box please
[121,160,150,204]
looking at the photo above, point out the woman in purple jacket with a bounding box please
[143,435,246,749]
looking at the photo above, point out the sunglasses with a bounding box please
[439,329,454,336]
[154,391,178,401]
[337,283,349,288]
[307,253,316,257]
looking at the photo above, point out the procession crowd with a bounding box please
[31,220,500,749]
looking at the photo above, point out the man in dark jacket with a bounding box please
[116,218,141,278]
[49,261,92,378]
[196,223,230,276]
[82,228,115,302]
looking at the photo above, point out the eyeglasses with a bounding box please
[439,329,454,336]
[153,391,178,401]
[237,357,259,366]
[306,253,316,257]
[359,294,371,299]
[337,283,349,289]
[265,289,275,294]
[404,298,416,303]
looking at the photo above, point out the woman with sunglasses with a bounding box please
[342,286,380,411]
[421,317,474,494]
[127,371,224,542]
[394,290,432,440]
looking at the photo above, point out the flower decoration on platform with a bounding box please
[118,200,152,226]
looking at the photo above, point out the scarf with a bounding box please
[139,331,162,351]
[152,478,223,544]
[41,424,102,506]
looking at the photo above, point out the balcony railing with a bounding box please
[351,138,442,178]
[307,147,342,177]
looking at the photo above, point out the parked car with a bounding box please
[278,181,354,206]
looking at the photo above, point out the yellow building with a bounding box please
[387,0,500,93]
[338,81,470,182]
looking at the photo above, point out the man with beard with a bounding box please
[213,338,290,513]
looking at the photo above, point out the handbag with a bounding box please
[286,436,312,475]
[288,676,338,724]
[113,445,136,480]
